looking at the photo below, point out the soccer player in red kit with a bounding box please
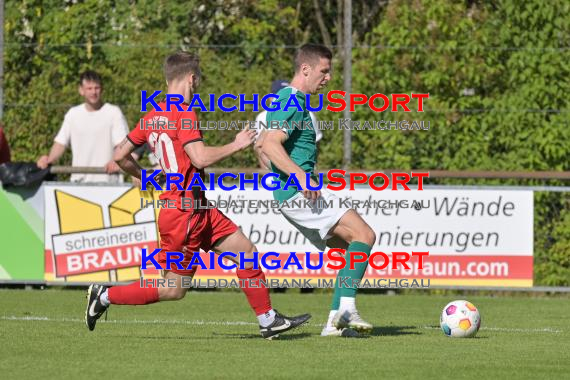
[85,52,310,339]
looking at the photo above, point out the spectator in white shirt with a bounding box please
[37,70,129,183]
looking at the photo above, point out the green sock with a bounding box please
[330,241,372,309]
[330,267,345,310]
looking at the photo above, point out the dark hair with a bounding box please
[271,79,289,93]
[79,70,102,86]
[164,52,201,83]
[294,44,333,73]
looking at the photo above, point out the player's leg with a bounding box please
[320,236,354,337]
[85,270,196,331]
[212,230,272,316]
[85,208,195,331]
[278,190,375,335]
[109,270,192,302]
[278,192,356,336]
[211,225,311,340]
[327,209,376,333]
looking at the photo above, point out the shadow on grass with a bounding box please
[371,325,421,336]
[417,325,488,339]
[212,332,313,340]
[109,327,425,341]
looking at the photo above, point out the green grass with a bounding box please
[0,289,569,379]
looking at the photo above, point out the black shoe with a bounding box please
[259,311,311,340]
[85,284,109,331]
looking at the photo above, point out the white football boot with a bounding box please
[320,325,361,337]
[332,309,373,333]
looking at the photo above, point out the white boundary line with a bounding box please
[0,315,258,326]
[422,325,563,334]
[0,315,563,333]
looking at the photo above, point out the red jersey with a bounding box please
[128,102,205,208]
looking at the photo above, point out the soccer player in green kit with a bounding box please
[256,44,376,337]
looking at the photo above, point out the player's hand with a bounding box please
[131,176,142,188]
[37,155,50,169]
[105,160,121,173]
[302,178,321,202]
[234,128,257,150]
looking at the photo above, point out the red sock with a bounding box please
[237,268,272,316]
[108,281,159,305]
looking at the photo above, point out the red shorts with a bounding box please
[157,207,238,276]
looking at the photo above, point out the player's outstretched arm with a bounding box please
[260,130,321,200]
[184,128,256,169]
[254,130,271,170]
[113,138,143,179]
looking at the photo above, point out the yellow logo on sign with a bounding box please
[46,187,162,282]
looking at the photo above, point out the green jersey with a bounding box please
[266,87,318,202]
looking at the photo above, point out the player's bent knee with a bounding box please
[160,286,187,301]
[357,226,376,246]
[240,245,258,269]
[170,288,187,301]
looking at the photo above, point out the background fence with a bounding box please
[1,167,569,287]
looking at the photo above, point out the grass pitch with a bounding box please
[0,289,568,379]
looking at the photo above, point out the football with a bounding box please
[440,300,481,338]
